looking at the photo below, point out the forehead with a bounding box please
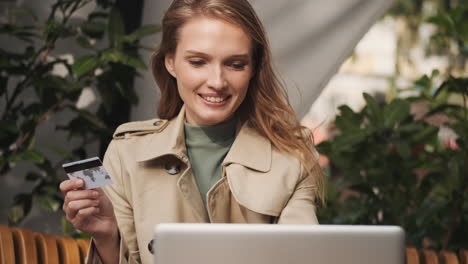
[175,16,252,56]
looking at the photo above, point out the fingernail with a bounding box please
[93,191,99,197]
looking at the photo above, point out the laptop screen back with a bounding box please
[153,224,405,264]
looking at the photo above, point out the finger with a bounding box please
[73,207,100,228]
[66,199,100,220]
[63,189,98,213]
[60,179,84,194]
[88,188,110,203]
[67,189,99,202]
[92,187,106,196]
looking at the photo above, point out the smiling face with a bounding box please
[165,16,253,126]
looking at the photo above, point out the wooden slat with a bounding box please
[11,228,38,264]
[421,250,439,264]
[0,225,15,264]
[459,250,468,264]
[407,247,421,264]
[76,238,90,263]
[56,236,81,264]
[34,233,59,264]
[439,251,459,264]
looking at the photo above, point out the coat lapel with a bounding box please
[135,106,188,163]
[223,122,272,173]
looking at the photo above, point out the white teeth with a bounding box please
[203,96,226,103]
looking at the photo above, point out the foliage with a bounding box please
[317,0,467,250]
[0,0,159,231]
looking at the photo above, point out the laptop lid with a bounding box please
[153,224,405,264]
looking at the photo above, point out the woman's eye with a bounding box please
[189,60,205,66]
[230,62,246,70]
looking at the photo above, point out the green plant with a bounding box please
[317,1,467,250]
[0,0,159,231]
[317,81,467,249]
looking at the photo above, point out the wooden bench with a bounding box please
[0,225,90,264]
[1,224,466,264]
[404,247,468,264]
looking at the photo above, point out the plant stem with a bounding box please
[13,102,62,154]
[3,0,90,118]
[463,93,466,121]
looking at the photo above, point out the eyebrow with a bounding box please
[185,50,250,60]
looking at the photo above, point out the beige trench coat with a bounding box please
[87,106,319,264]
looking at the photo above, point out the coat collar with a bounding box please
[136,106,271,172]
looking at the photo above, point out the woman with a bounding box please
[60,0,324,263]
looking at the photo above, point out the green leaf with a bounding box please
[335,105,363,132]
[124,55,147,69]
[38,195,60,212]
[427,14,452,29]
[8,205,24,224]
[333,130,367,152]
[449,123,468,144]
[316,141,332,156]
[383,99,410,127]
[43,19,75,40]
[100,50,147,69]
[73,232,91,239]
[108,8,125,47]
[412,126,439,143]
[72,55,99,77]
[88,11,108,21]
[80,22,106,39]
[8,193,33,224]
[396,142,411,158]
[363,93,383,128]
[22,149,45,164]
[100,49,123,62]
[123,24,160,43]
[61,216,75,236]
[399,123,425,134]
[414,74,433,97]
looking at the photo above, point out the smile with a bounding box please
[199,95,230,103]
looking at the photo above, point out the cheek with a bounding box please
[176,65,206,90]
[230,73,251,97]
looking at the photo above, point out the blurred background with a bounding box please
[0,0,467,252]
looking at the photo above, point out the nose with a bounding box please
[206,65,226,90]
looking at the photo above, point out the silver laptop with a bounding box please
[153,224,405,264]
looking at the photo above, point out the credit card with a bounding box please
[62,157,113,190]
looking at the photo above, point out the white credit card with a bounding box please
[62,157,113,190]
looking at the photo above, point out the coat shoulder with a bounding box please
[113,118,169,139]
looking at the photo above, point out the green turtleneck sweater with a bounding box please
[184,118,237,205]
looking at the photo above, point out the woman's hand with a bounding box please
[60,179,120,263]
[60,178,118,241]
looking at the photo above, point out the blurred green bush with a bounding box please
[0,0,159,234]
[317,0,467,250]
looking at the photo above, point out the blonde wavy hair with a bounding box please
[152,0,324,204]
